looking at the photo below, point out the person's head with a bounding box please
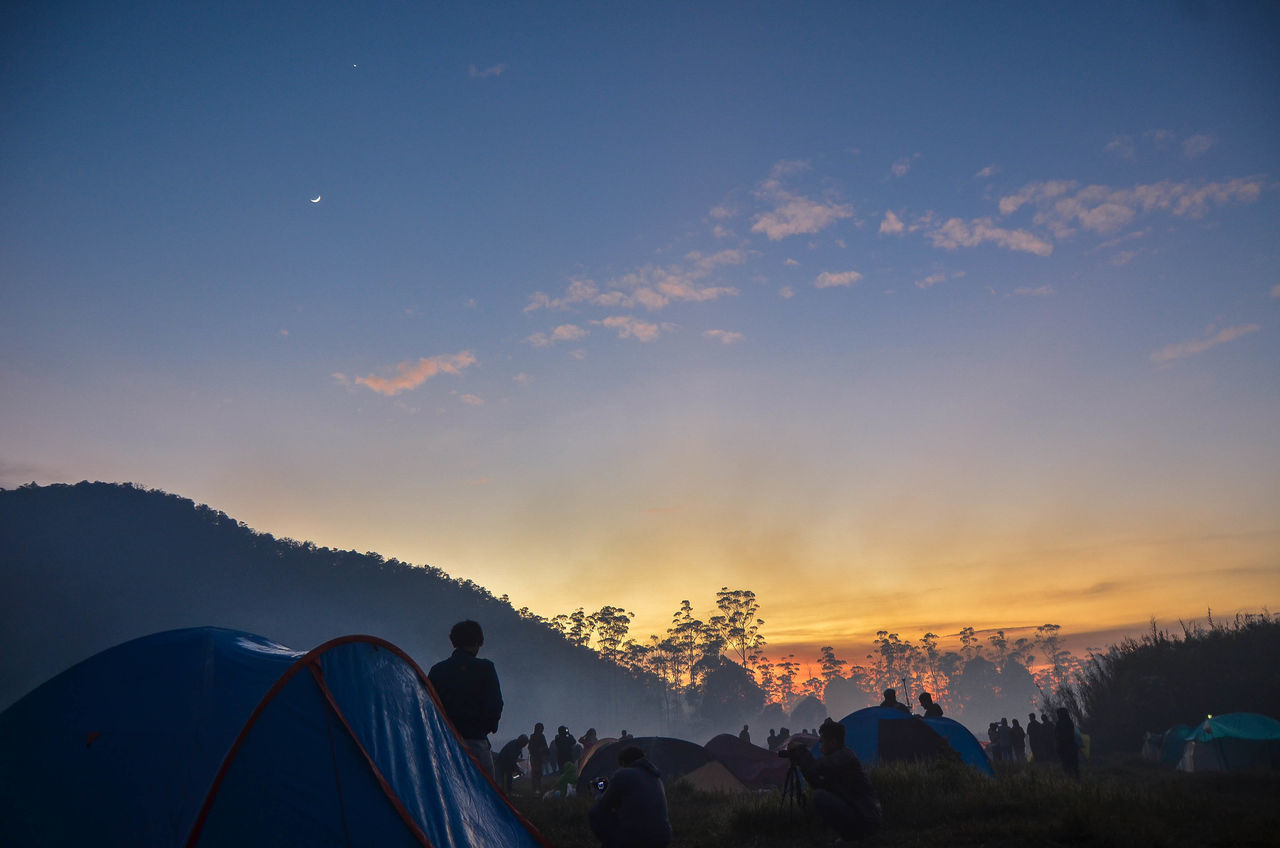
[518,734,529,745]
[534,722,544,733]
[449,620,484,652]
[558,725,568,734]
[883,688,896,701]
[1029,713,1036,722]
[1012,719,1021,728]
[1000,717,1008,726]
[743,724,749,730]
[818,717,846,756]
[918,691,933,705]
[618,745,645,767]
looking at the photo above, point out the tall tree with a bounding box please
[713,587,766,669]
[818,646,847,683]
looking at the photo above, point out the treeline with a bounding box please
[526,591,1086,735]
[531,594,1279,754]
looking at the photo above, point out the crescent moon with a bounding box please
[310,195,322,203]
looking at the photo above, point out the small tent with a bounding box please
[0,627,550,847]
[1177,713,1280,773]
[676,760,750,794]
[704,733,791,789]
[577,736,711,792]
[836,707,994,776]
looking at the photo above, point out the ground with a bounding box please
[509,757,1280,848]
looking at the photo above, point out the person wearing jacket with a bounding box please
[787,718,882,844]
[426,620,503,778]
[588,745,672,848]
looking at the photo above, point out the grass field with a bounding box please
[510,758,1280,847]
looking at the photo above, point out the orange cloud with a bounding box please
[354,351,477,396]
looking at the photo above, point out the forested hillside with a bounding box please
[0,482,663,738]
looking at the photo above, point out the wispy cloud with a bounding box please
[750,160,853,241]
[347,351,477,396]
[1271,285,1280,299]
[1150,324,1260,363]
[1110,249,1140,266]
[778,285,795,299]
[975,164,998,179]
[526,324,589,347]
[526,250,745,313]
[460,393,484,406]
[468,63,508,78]
[915,273,947,289]
[1182,133,1216,159]
[1104,135,1135,160]
[814,270,863,289]
[595,316,674,342]
[929,217,1054,256]
[703,329,744,344]
[1000,177,1265,238]
[891,157,912,177]
[879,210,905,235]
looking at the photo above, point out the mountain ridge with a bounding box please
[0,481,664,739]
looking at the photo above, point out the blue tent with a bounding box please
[0,627,550,847]
[835,707,994,776]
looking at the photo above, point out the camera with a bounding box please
[777,747,798,760]
[593,776,609,791]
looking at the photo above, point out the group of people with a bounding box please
[427,618,895,846]
[426,620,674,847]
[986,709,1080,776]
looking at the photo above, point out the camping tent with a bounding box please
[0,627,550,847]
[676,760,749,794]
[1141,724,1192,766]
[1177,713,1280,773]
[704,733,791,789]
[577,736,711,792]
[836,707,994,776]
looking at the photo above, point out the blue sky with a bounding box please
[3,1,1278,659]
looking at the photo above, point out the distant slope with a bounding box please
[0,482,662,738]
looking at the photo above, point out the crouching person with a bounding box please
[786,718,882,845]
[588,745,673,848]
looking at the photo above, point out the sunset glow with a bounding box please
[2,2,1277,668]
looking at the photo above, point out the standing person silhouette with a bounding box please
[1055,708,1080,778]
[528,723,550,794]
[427,620,503,779]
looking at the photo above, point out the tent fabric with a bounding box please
[703,733,791,789]
[0,627,551,848]
[1177,713,1280,773]
[675,760,749,794]
[577,736,711,792]
[921,716,995,776]
[835,707,994,776]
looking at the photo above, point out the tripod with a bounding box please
[779,761,806,813]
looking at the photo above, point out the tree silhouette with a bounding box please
[712,587,766,669]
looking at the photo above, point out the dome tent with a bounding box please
[835,707,994,776]
[703,733,791,789]
[1177,712,1280,773]
[0,627,550,847]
